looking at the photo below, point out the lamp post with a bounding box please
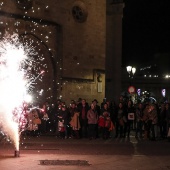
[126,65,136,88]
[126,66,136,78]
[126,65,137,102]
[126,66,137,107]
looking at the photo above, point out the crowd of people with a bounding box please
[24,96,170,141]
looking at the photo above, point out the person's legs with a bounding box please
[151,124,156,140]
[64,124,68,138]
[88,124,92,139]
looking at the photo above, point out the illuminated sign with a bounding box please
[137,89,141,96]
[161,89,166,97]
[128,86,135,93]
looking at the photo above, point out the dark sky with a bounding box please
[122,0,170,68]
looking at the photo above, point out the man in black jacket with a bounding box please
[78,99,89,138]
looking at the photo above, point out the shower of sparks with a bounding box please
[0,33,42,151]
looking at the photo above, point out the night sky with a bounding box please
[122,0,170,69]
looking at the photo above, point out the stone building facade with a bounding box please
[0,0,124,105]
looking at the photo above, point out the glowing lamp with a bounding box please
[126,66,132,74]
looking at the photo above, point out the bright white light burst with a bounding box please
[0,33,37,151]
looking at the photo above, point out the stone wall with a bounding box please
[0,0,106,105]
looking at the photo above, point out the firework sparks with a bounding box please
[0,33,39,152]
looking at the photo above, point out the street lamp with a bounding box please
[126,66,137,104]
[126,66,136,78]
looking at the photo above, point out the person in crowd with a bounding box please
[124,100,135,138]
[48,103,58,134]
[110,100,117,126]
[147,104,158,141]
[69,101,77,114]
[100,111,113,139]
[77,98,82,108]
[135,103,144,138]
[35,107,44,135]
[68,100,77,138]
[78,99,89,138]
[98,113,105,138]
[70,107,81,139]
[26,108,41,136]
[40,101,50,133]
[142,104,150,139]
[115,102,127,138]
[119,95,127,106]
[87,103,98,140]
[92,99,101,138]
[92,99,100,116]
[106,100,114,121]
[55,101,63,137]
[158,103,167,139]
[57,105,69,139]
[100,103,111,116]
[165,103,170,140]
[101,98,107,109]
[99,103,112,139]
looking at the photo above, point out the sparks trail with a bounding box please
[26,70,45,88]
[0,32,43,152]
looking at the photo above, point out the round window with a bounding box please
[72,2,88,23]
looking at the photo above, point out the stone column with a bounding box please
[105,0,124,103]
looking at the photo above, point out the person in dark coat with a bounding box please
[78,99,89,138]
[158,103,167,139]
[92,99,100,138]
[124,100,135,138]
[87,103,98,140]
[115,102,127,138]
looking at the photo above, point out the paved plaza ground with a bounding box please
[0,134,170,170]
